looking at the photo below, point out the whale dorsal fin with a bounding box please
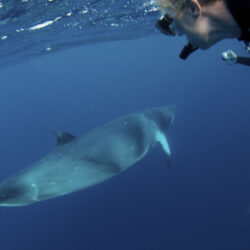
[52,131,76,146]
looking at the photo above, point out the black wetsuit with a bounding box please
[226,0,250,66]
[226,0,250,42]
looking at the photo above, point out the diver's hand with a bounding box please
[221,50,238,65]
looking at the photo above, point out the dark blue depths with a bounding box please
[0,36,249,250]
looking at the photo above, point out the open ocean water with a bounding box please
[0,0,250,249]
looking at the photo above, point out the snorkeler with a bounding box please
[156,0,250,66]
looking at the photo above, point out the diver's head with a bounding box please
[157,0,241,50]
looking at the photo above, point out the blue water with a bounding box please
[0,1,250,249]
[0,0,158,68]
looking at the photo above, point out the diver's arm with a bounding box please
[236,56,250,66]
[222,50,250,66]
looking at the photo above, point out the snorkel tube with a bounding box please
[179,43,198,60]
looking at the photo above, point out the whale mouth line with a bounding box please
[0,202,28,207]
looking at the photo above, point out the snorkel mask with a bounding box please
[156,0,198,59]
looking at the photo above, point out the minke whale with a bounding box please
[0,105,176,206]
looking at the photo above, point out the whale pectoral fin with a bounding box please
[52,130,76,146]
[155,132,171,167]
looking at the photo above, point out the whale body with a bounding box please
[0,105,176,206]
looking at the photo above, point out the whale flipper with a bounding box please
[155,131,171,167]
[52,131,76,146]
